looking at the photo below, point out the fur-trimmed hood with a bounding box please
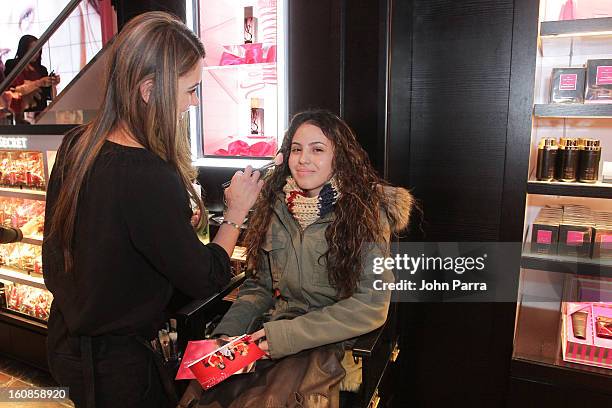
[380,185,414,233]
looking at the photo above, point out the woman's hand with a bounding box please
[50,74,61,85]
[250,328,269,358]
[190,209,201,227]
[37,76,53,87]
[223,165,264,223]
[212,165,263,256]
[0,91,12,110]
[214,335,236,348]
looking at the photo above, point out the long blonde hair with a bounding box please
[46,12,205,272]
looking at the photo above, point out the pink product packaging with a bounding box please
[562,302,612,369]
[585,60,612,104]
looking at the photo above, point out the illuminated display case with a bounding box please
[0,134,62,325]
[189,0,288,167]
[513,0,612,384]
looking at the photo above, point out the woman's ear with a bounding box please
[139,79,154,103]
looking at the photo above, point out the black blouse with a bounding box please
[43,137,231,341]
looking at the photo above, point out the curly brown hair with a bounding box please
[244,109,402,298]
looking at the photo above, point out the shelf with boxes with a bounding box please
[513,1,612,382]
[0,134,62,328]
[520,253,612,278]
[534,104,612,118]
[531,12,612,193]
[524,202,611,266]
[0,187,46,201]
[527,180,612,198]
[540,16,612,38]
[513,291,612,389]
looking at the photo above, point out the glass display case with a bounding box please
[513,0,612,380]
[189,0,288,167]
[0,134,62,325]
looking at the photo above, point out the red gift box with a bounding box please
[176,335,265,390]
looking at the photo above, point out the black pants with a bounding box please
[47,315,170,408]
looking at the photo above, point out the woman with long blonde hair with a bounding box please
[43,12,263,407]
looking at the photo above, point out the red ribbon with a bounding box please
[213,140,277,157]
[219,43,277,66]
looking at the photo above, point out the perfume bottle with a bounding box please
[536,137,558,181]
[555,138,579,182]
[578,138,601,183]
[250,98,264,137]
[244,6,258,44]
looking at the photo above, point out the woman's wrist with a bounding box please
[223,208,247,226]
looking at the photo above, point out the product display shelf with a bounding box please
[527,180,612,199]
[0,310,47,332]
[0,136,63,328]
[521,253,612,278]
[513,305,611,387]
[534,104,612,118]
[0,187,46,201]
[21,237,43,246]
[512,357,612,394]
[204,62,276,72]
[194,1,287,162]
[0,267,46,290]
[513,6,612,391]
[540,17,612,38]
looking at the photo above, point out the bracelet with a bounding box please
[221,219,242,230]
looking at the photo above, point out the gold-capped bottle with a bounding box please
[578,138,601,183]
[555,137,579,182]
[536,137,558,181]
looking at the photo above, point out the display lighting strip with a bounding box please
[0,267,46,290]
[192,157,270,169]
[541,30,612,38]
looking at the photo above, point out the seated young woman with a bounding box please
[202,109,413,405]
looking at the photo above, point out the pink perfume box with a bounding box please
[562,302,612,369]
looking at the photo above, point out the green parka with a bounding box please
[213,186,413,359]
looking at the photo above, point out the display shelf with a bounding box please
[204,62,276,72]
[534,104,612,118]
[512,306,611,393]
[0,267,46,290]
[194,1,287,163]
[0,187,46,201]
[512,358,612,393]
[527,180,612,199]
[540,17,612,38]
[521,253,612,278]
[0,310,47,332]
[21,237,43,246]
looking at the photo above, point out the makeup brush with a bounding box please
[221,152,283,189]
